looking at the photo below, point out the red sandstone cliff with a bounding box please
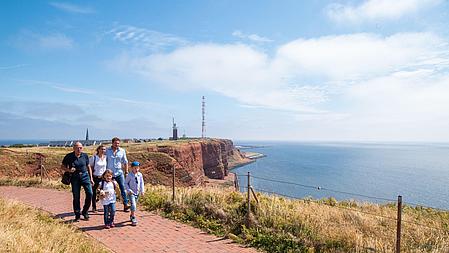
[128,139,249,186]
[0,139,249,187]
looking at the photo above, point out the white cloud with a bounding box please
[16,79,94,94]
[232,30,272,43]
[0,64,29,70]
[108,25,188,51]
[326,0,442,23]
[49,2,94,14]
[274,32,444,80]
[12,31,74,51]
[110,32,448,118]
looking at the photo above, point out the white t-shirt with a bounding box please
[100,181,117,206]
[89,155,107,177]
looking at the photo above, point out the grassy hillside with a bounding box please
[0,197,108,253]
[1,178,448,252]
[141,185,449,253]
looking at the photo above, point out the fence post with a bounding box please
[396,195,402,253]
[172,165,176,202]
[246,171,251,228]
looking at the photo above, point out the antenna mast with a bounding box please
[201,96,206,138]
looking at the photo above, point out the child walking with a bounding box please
[125,161,145,226]
[99,169,120,229]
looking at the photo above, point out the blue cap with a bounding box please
[131,161,140,167]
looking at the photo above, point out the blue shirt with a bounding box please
[125,171,145,195]
[106,147,128,176]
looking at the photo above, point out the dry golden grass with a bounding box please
[141,185,449,252]
[0,198,108,253]
[0,177,69,190]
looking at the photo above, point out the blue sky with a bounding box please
[1,0,449,141]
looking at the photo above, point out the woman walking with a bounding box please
[90,145,107,212]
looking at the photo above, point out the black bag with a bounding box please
[61,172,72,185]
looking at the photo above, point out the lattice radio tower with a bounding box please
[201,96,206,138]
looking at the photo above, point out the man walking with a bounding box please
[61,141,94,221]
[106,137,130,211]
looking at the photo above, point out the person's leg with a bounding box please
[103,205,109,225]
[71,175,81,219]
[91,177,100,211]
[129,194,137,216]
[81,174,93,218]
[110,202,116,226]
[114,173,129,208]
[131,195,139,225]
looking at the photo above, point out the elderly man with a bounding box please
[106,137,130,211]
[61,141,94,222]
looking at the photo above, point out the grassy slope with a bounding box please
[0,197,108,253]
[140,185,449,253]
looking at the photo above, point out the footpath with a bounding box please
[0,186,258,253]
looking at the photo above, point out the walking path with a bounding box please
[0,186,258,253]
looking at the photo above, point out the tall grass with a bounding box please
[0,177,69,190]
[0,198,108,253]
[140,185,449,253]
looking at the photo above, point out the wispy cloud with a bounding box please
[0,64,29,70]
[49,2,94,14]
[326,0,442,23]
[109,31,449,130]
[232,30,272,43]
[107,25,188,51]
[15,79,94,94]
[12,30,74,51]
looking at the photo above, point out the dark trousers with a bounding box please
[113,173,129,205]
[71,172,93,216]
[103,203,116,225]
[91,176,102,210]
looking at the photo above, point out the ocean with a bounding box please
[233,141,449,210]
[0,139,48,146]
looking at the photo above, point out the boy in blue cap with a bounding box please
[125,161,145,226]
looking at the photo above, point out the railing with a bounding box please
[234,172,449,253]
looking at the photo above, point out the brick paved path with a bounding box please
[0,186,258,253]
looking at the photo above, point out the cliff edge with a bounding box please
[0,138,250,187]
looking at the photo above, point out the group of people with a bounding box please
[61,137,145,228]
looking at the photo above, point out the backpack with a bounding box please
[96,180,121,201]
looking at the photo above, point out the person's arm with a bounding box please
[139,174,145,195]
[86,154,94,184]
[61,154,74,173]
[125,174,133,194]
[122,149,129,175]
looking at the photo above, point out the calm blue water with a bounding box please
[233,142,449,210]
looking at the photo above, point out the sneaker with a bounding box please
[92,207,97,213]
[131,216,137,226]
[124,204,130,212]
[74,215,80,222]
[82,213,90,221]
[110,223,115,228]
[130,215,133,222]
[104,225,110,229]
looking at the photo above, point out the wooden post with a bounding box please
[396,195,402,253]
[172,165,176,202]
[39,156,43,183]
[246,171,251,227]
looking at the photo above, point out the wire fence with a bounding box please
[235,173,449,233]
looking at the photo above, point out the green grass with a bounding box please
[139,185,449,253]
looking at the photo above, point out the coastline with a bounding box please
[206,151,265,189]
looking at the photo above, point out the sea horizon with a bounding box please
[234,141,449,210]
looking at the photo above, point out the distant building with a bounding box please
[85,128,89,141]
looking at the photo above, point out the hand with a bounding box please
[90,179,94,185]
[70,167,76,173]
